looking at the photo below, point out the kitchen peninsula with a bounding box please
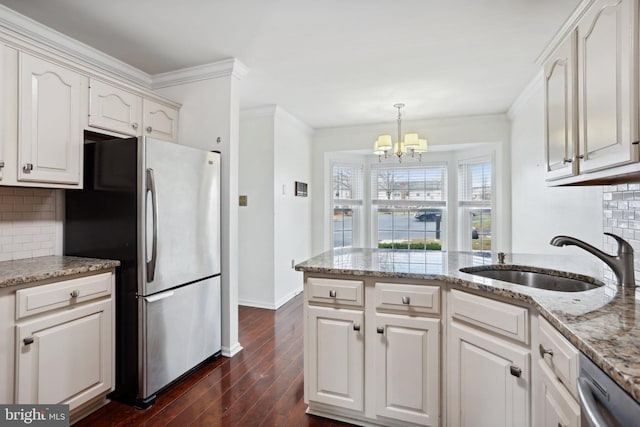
[296,248,640,427]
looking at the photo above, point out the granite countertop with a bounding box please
[0,255,120,288]
[296,248,640,403]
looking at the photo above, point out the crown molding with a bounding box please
[274,106,314,136]
[151,58,249,89]
[0,5,152,88]
[507,70,543,120]
[240,105,278,119]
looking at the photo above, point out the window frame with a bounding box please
[457,154,495,252]
[370,162,449,251]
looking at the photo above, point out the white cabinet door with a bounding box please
[15,299,112,410]
[448,323,530,427]
[375,313,440,426]
[89,79,142,137]
[307,305,364,412]
[577,0,638,173]
[538,361,580,427]
[18,53,85,185]
[544,31,578,181]
[143,98,179,143]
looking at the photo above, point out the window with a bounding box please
[332,164,363,249]
[458,159,492,252]
[371,165,447,250]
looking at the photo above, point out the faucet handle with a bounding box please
[604,233,634,254]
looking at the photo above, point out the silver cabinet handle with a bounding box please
[146,126,153,133]
[132,122,139,130]
[329,290,337,298]
[23,163,33,172]
[353,323,360,331]
[401,296,410,305]
[146,168,158,282]
[23,337,34,345]
[577,377,609,427]
[539,344,554,358]
[70,289,80,298]
[562,158,573,164]
[376,327,384,334]
[510,366,522,378]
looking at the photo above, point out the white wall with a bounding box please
[509,75,602,253]
[273,108,312,306]
[156,68,243,357]
[311,115,512,255]
[238,106,312,309]
[238,109,275,307]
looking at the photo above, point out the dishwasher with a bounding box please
[577,353,640,427]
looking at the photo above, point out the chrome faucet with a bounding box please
[550,233,636,287]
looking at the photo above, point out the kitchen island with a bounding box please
[296,248,639,426]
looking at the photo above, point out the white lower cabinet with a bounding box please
[375,313,439,426]
[0,270,115,422]
[307,304,364,411]
[538,361,580,427]
[304,277,441,426]
[15,299,112,409]
[448,323,530,427]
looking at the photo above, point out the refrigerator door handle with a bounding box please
[143,290,174,303]
[146,168,158,282]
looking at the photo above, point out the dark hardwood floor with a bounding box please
[77,294,354,426]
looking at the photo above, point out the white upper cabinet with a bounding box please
[143,98,179,143]
[577,0,638,173]
[544,32,578,181]
[18,52,86,187]
[543,0,640,185]
[88,78,142,137]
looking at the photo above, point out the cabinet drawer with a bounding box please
[538,316,579,399]
[16,272,113,320]
[450,289,529,344]
[306,277,363,307]
[375,282,440,315]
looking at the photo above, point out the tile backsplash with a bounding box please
[0,187,57,261]
[603,183,640,275]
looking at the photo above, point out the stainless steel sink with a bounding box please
[459,267,603,292]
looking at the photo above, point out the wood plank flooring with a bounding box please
[76,294,354,426]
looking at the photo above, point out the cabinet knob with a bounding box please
[23,337,34,346]
[23,163,33,172]
[376,326,384,334]
[562,158,573,164]
[539,344,554,358]
[353,323,360,332]
[146,126,153,133]
[70,289,80,298]
[329,290,337,298]
[132,122,139,130]
[509,366,522,378]
[0,161,4,169]
[401,296,410,305]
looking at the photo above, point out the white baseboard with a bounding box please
[221,342,243,358]
[238,298,276,310]
[274,287,303,309]
[239,287,303,311]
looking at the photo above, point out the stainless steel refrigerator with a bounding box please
[65,135,221,408]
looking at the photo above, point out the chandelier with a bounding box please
[373,103,428,162]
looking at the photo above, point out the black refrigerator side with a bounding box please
[64,136,140,405]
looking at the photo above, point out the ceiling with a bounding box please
[0,0,578,129]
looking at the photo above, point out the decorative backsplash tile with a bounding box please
[602,183,640,276]
[0,187,57,261]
